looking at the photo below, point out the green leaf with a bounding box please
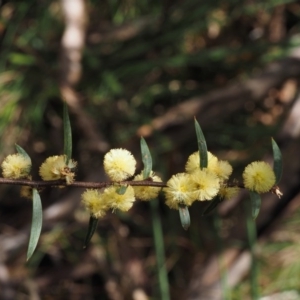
[271,138,282,185]
[116,185,127,195]
[102,71,123,95]
[63,102,72,164]
[249,191,261,220]
[83,215,99,248]
[140,137,152,179]
[15,144,31,163]
[202,197,222,215]
[9,53,36,66]
[27,189,43,261]
[179,205,190,230]
[194,118,208,169]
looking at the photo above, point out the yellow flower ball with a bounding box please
[133,171,162,201]
[243,161,276,193]
[39,155,77,184]
[1,153,31,179]
[210,160,233,181]
[81,189,108,218]
[164,173,196,209]
[103,185,135,212]
[185,151,218,174]
[218,185,240,200]
[103,148,136,182]
[190,169,220,201]
[39,155,64,180]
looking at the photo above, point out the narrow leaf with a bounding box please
[249,191,261,220]
[202,197,222,215]
[63,101,72,164]
[140,137,152,179]
[116,185,127,195]
[179,205,190,230]
[83,215,99,248]
[271,138,282,185]
[194,118,208,169]
[27,189,43,261]
[15,144,31,163]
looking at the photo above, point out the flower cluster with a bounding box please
[82,186,136,218]
[103,148,136,181]
[0,145,280,219]
[1,153,31,179]
[243,161,275,193]
[164,151,238,209]
[1,153,33,199]
[82,148,162,218]
[133,171,162,201]
[0,151,79,198]
[39,155,77,184]
[82,148,279,216]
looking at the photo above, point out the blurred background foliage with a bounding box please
[1,0,300,299]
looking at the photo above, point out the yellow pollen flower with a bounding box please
[210,160,233,181]
[190,169,220,201]
[243,161,276,193]
[103,185,135,212]
[133,171,162,201]
[81,189,108,218]
[164,173,196,209]
[39,155,77,184]
[103,148,136,182]
[1,153,31,179]
[218,185,240,200]
[185,151,218,174]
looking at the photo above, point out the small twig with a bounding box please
[0,178,167,189]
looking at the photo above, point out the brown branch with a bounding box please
[0,177,282,201]
[0,178,167,189]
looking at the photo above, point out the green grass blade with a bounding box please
[245,200,259,299]
[214,215,230,300]
[27,189,43,261]
[15,144,31,163]
[63,102,72,164]
[202,197,222,215]
[271,138,282,185]
[140,137,152,178]
[249,191,261,220]
[150,199,170,300]
[179,205,190,230]
[83,215,99,248]
[194,118,208,169]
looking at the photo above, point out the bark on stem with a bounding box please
[0,178,167,189]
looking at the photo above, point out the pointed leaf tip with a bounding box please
[271,138,282,185]
[179,205,190,230]
[194,119,208,169]
[63,102,72,164]
[15,144,31,163]
[83,215,99,248]
[140,137,152,179]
